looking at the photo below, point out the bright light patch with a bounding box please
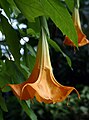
[19,24,27,29]
[0,31,5,41]
[20,37,29,45]
[11,19,18,29]
[20,48,24,55]
[0,8,8,19]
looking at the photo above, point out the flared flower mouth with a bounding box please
[63,7,89,47]
[8,27,80,103]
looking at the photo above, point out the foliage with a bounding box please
[0,0,89,120]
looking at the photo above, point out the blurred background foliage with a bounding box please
[0,0,89,120]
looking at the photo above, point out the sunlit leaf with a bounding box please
[65,0,74,12]
[14,0,44,22]
[14,0,78,46]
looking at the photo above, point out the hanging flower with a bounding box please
[63,7,89,47]
[8,27,80,103]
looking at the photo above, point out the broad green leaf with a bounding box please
[5,59,26,83]
[0,73,11,92]
[0,109,4,120]
[14,0,44,22]
[48,39,72,67]
[27,17,40,34]
[65,0,74,12]
[1,15,21,65]
[14,0,78,46]
[0,0,11,19]
[19,100,37,120]
[46,0,78,46]
[0,92,8,112]
[7,0,18,7]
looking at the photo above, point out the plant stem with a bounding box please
[39,16,50,38]
[74,0,80,9]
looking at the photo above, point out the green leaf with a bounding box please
[19,100,37,120]
[23,44,36,72]
[1,15,21,65]
[0,109,4,120]
[28,55,36,72]
[48,39,72,67]
[7,0,18,7]
[20,64,30,75]
[0,60,6,72]
[27,28,37,37]
[5,59,26,83]
[0,0,11,19]
[65,0,74,12]
[0,92,8,112]
[27,18,40,37]
[46,0,78,46]
[0,60,11,92]
[14,0,78,46]
[26,44,36,57]
[27,17,40,34]
[0,73,11,92]
[0,46,2,57]
[25,44,36,72]
[14,0,44,22]
[7,0,20,17]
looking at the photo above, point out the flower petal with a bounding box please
[8,27,80,103]
[18,68,80,103]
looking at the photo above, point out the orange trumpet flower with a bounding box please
[63,7,89,47]
[8,28,80,103]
